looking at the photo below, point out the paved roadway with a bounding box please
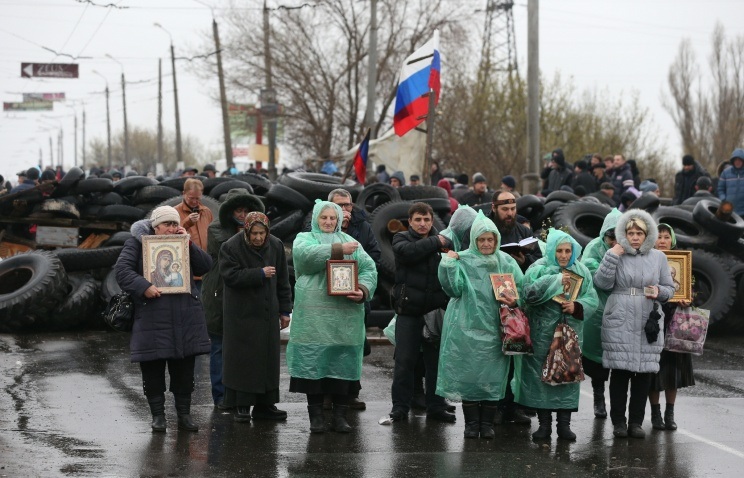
[1,330,743,477]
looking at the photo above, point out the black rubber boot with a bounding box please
[174,393,198,432]
[556,411,576,441]
[665,404,677,431]
[532,410,552,440]
[332,404,352,433]
[147,394,166,433]
[307,404,326,434]
[651,404,665,430]
[593,395,607,419]
[462,403,480,439]
[480,405,497,439]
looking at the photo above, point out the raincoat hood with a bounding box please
[615,208,658,254]
[545,228,581,270]
[467,211,501,256]
[440,205,477,252]
[310,199,343,234]
[657,222,677,249]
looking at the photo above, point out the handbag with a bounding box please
[422,308,445,344]
[499,305,534,355]
[103,292,134,332]
[664,306,709,355]
[541,317,585,386]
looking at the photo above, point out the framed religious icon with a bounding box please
[490,273,519,303]
[552,270,584,304]
[142,234,191,294]
[663,250,692,302]
[326,260,358,296]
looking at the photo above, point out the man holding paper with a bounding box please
[487,192,542,273]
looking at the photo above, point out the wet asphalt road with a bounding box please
[1,330,744,477]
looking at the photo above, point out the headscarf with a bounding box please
[244,211,270,248]
[657,222,677,249]
[545,228,582,271]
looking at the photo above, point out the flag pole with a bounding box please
[423,90,436,186]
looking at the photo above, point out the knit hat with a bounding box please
[639,180,659,193]
[150,205,180,227]
[682,154,695,166]
[575,160,588,171]
[25,167,40,181]
[501,175,516,189]
[456,173,469,185]
[472,172,487,184]
[40,169,56,182]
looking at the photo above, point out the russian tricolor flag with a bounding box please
[353,129,371,185]
[393,31,441,137]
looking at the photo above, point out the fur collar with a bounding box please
[130,219,154,241]
[615,208,657,254]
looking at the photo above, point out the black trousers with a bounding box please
[140,356,196,397]
[609,369,652,426]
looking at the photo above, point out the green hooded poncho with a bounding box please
[578,208,622,363]
[287,200,378,381]
[514,228,598,410]
[435,211,524,401]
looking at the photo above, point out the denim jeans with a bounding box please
[391,314,446,413]
[209,333,224,405]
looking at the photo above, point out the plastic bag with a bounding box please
[541,321,584,385]
[422,308,445,344]
[499,306,534,355]
[664,306,709,355]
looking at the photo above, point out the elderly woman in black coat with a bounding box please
[219,212,292,423]
[115,205,212,433]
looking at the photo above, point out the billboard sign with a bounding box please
[21,63,79,78]
[23,92,66,102]
[3,101,53,111]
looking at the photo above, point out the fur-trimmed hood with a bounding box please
[218,188,265,228]
[615,208,657,254]
[130,219,154,242]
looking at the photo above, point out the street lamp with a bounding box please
[92,69,112,168]
[154,22,183,165]
[106,54,129,167]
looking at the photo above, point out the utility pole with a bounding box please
[105,84,112,168]
[121,71,129,167]
[49,136,53,168]
[158,58,163,166]
[263,0,277,180]
[213,17,233,169]
[524,0,540,195]
[170,42,183,165]
[58,128,63,168]
[82,108,86,168]
[364,0,378,138]
[73,113,78,167]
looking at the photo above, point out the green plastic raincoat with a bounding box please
[287,200,378,381]
[514,229,598,410]
[436,212,524,401]
[578,208,621,363]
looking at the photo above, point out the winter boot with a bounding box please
[556,411,576,441]
[480,405,498,439]
[332,404,352,433]
[234,406,251,423]
[462,402,480,439]
[664,404,677,431]
[307,404,326,434]
[593,395,607,419]
[174,393,198,432]
[532,410,552,440]
[147,394,167,433]
[650,404,665,430]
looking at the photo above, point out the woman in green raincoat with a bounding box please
[288,200,377,434]
[514,229,598,441]
[437,212,524,439]
[579,208,621,419]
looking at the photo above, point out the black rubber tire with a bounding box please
[398,185,449,200]
[471,202,493,214]
[133,185,182,205]
[41,199,81,219]
[159,177,203,192]
[417,197,452,216]
[266,183,314,212]
[690,249,736,324]
[368,200,445,280]
[113,176,158,197]
[714,258,744,334]
[56,273,102,329]
[545,190,579,204]
[0,251,68,332]
[53,246,124,273]
[90,191,124,206]
[97,204,146,222]
[719,237,744,262]
[202,177,235,194]
[209,180,254,199]
[79,204,103,219]
[51,166,85,198]
[148,195,222,221]
[234,173,273,196]
[682,195,720,207]
[578,196,601,204]
[73,177,114,195]
[651,207,718,250]
[101,268,123,301]
[54,195,82,206]
[629,193,661,213]
[693,199,744,239]
[535,200,564,230]
[356,183,401,213]
[135,202,159,214]
[516,195,545,222]
[277,172,363,201]
[271,209,305,241]
[103,231,133,247]
[551,202,611,248]
[367,309,395,329]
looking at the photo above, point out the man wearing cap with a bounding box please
[639,180,660,196]
[589,182,617,207]
[175,178,214,257]
[461,173,493,206]
[110,169,123,182]
[10,167,39,193]
[202,164,217,179]
[543,149,574,195]
[181,167,199,178]
[409,174,421,186]
[572,160,597,194]
[717,148,744,215]
[692,176,714,198]
[500,175,520,198]
[673,155,709,205]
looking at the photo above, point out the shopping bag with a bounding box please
[541,320,584,385]
[664,306,709,355]
[499,306,534,355]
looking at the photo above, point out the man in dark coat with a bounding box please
[572,160,597,194]
[202,188,265,409]
[609,154,634,204]
[589,182,618,207]
[461,173,494,206]
[673,154,710,205]
[543,149,574,195]
[219,212,292,423]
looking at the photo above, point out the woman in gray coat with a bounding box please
[593,209,675,439]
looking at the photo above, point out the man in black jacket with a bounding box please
[328,188,382,410]
[486,192,542,273]
[390,202,455,423]
[673,154,710,205]
[572,160,597,194]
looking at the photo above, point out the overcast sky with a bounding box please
[0,0,742,181]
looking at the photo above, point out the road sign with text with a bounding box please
[3,101,53,111]
[21,63,79,79]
